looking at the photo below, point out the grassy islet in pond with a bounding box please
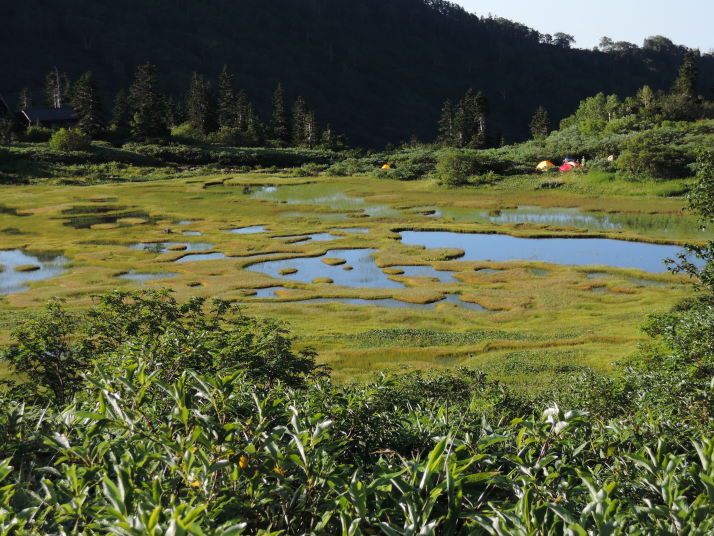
[174,252,228,263]
[248,249,405,288]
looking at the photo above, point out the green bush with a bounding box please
[616,127,690,179]
[170,121,205,145]
[48,128,91,151]
[326,158,368,176]
[23,125,53,142]
[434,150,478,185]
[290,162,324,177]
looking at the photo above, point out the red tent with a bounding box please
[559,162,581,173]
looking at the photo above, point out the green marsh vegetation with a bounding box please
[0,157,711,531]
[0,46,713,533]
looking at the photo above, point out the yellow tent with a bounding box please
[382,164,392,169]
[536,161,555,172]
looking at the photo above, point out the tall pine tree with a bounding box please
[217,65,238,128]
[128,62,168,139]
[235,90,249,132]
[437,99,455,146]
[672,51,698,98]
[529,106,550,139]
[111,90,130,130]
[17,88,32,111]
[72,72,105,138]
[270,83,290,143]
[245,103,263,146]
[45,68,70,109]
[292,96,307,146]
[303,111,318,149]
[186,72,217,135]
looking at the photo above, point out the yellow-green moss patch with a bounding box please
[322,257,346,266]
[312,277,334,284]
[279,267,298,275]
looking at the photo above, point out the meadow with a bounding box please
[0,170,703,388]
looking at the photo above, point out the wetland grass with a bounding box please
[0,172,698,389]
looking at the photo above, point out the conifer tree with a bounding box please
[245,103,262,145]
[186,73,217,135]
[17,88,32,111]
[45,67,70,108]
[270,83,290,143]
[111,91,130,131]
[474,91,489,135]
[235,90,249,131]
[292,96,307,146]
[320,124,337,149]
[672,51,698,98]
[529,105,550,139]
[217,65,238,128]
[72,72,105,137]
[437,99,455,146]
[453,99,470,147]
[165,96,186,128]
[637,85,656,109]
[304,111,318,149]
[128,62,168,139]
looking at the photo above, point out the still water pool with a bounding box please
[0,249,69,295]
[400,231,692,273]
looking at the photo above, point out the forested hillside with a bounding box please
[3,0,714,145]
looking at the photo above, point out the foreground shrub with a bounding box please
[23,125,53,142]
[48,128,91,151]
[0,364,712,535]
[1,290,323,403]
[616,127,690,179]
[435,150,478,185]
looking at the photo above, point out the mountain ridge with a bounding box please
[2,0,713,146]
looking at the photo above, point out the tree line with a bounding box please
[5,63,345,150]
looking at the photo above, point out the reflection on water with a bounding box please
[331,227,370,234]
[273,233,340,243]
[0,249,69,295]
[400,231,695,273]
[224,225,267,234]
[62,207,158,229]
[130,242,213,253]
[251,184,400,218]
[433,206,707,239]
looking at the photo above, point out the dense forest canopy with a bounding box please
[2,0,714,146]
